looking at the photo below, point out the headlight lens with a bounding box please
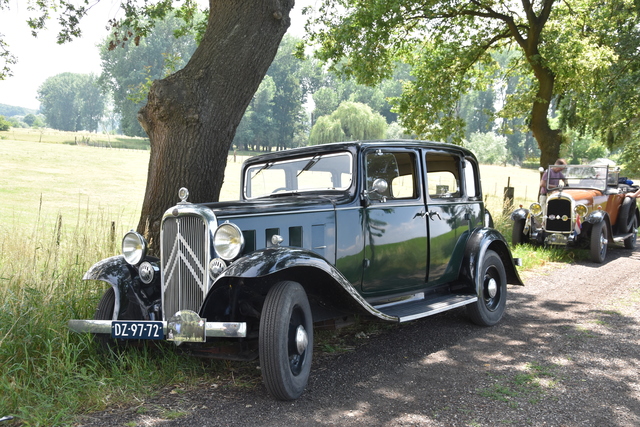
[213,223,244,261]
[575,204,588,217]
[122,231,147,265]
[529,203,542,216]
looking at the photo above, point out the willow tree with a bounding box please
[1,0,294,248]
[305,0,629,168]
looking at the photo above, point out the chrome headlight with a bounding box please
[122,231,147,265]
[529,202,542,216]
[575,204,588,217]
[213,223,245,261]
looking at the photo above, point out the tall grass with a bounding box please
[0,207,234,425]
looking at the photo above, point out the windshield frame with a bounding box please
[546,165,613,192]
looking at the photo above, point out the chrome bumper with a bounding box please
[68,317,247,339]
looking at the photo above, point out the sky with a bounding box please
[0,0,314,111]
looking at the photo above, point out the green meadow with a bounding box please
[0,128,568,425]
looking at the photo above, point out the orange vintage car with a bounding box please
[511,164,639,263]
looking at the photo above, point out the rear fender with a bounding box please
[460,228,525,293]
[204,247,396,322]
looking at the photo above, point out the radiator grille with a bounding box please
[546,198,572,232]
[161,215,209,320]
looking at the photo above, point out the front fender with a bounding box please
[461,228,524,292]
[83,255,159,320]
[510,208,529,221]
[207,247,396,322]
[585,209,607,224]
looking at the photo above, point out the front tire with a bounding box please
[259,281,313,400]
[590,221,608,263]
[94,287,117,352]
[511,218,529,245]
[467,250,507,326]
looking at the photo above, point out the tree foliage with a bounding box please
[0,115,10,131]
[306,0,638,168]
[37,72,105,132]
[99,14,198,136]
[309,101,387,145]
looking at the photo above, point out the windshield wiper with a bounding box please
[296,155,321,177]
[251,161,273,179]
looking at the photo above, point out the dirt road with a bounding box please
[79,246,640,427]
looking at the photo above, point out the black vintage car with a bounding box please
[69,140,523,400]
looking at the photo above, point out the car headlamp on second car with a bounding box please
[529,202,543,216]
[213,222,245,261]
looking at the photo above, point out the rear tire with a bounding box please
[589,221,608,263]
[467,250,507,326]
[259,281,313,400]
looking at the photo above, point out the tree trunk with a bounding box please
[136,0,293,251]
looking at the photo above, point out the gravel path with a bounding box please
[79,245,640,427]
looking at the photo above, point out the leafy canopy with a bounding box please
[305,0,634,146]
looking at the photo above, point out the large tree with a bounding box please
[2,0,294,248]
[306,0,632,168]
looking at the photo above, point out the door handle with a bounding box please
[428,211,442,220]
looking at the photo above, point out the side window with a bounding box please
[426,153,462,199]
[366,150,418,200]
[464,158,478,198]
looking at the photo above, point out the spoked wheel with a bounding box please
[94,287,117,352]
[511,218,529,246]
[624,215,638,249]
[259,281,313,400]
[467,250,507,326]
[590,221,608,263]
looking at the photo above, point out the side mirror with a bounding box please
[364,178,389,203]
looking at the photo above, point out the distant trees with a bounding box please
[309,101,387,145]
[37,73,105,132]
[0,115,10,131]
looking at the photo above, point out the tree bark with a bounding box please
[136,0,293,250]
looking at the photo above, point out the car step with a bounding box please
[374,293,478,322]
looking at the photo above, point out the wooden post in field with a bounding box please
[503,177,514,215]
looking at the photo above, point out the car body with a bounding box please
[69,140,523,400]
[511,163,639,263]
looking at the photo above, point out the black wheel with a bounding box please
[94,287,116,352]
[624,215,637,249]
[589,221,608,263]
[617,197,636,233]
[259,281,313,400]
[511,218,529,245]
[467,250,507,326]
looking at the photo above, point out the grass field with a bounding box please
[0,130,540,228]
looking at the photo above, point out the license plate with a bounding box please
[111,321,164,340]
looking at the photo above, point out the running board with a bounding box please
[374,294,478,322]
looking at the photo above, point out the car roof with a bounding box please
[243,140,476,165]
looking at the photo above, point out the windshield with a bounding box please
[546,165,614,191]
[244,152,353,199]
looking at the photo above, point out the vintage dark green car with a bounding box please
[69,140,523,400]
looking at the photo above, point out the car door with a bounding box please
[361,148,428,296]
[423,150,481,285]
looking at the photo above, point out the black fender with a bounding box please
[584,210,614,243]
[203,247,396,323]
[510,207,529,222]
[83,255,160,320]
[460,228,524,294]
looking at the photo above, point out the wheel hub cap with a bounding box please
[295,325,308,355]
[487,278,498,298]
